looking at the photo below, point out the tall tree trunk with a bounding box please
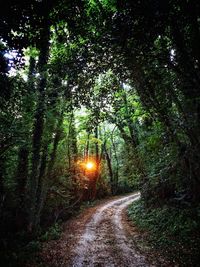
[15,147,29,224]
[67,111,78,171]
[28,24,50,233]
[34,144,48,227]
[0,155,5,214]
[105,145,114,194]
[85,132,90,161]
[70,113,78,173]
[111,129,119,193]
[35,112,64,226]
[92,126,99,199]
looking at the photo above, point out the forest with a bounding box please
[0,0,200,266]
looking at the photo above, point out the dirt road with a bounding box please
[40,193,165,267]
[71,193,148,267]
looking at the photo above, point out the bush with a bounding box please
[40,223,62,242]
[128,199,200,266]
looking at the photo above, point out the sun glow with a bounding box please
[85,161,95,170]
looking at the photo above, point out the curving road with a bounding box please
[71,193,150,267]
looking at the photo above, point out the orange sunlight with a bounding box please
[86,161,95,170]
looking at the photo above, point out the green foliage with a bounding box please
[40,223,62,242]
[128,200,200,266]
[25,240,42,253]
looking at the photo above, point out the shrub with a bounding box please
[128,199,200,266]
[40,223,62,242]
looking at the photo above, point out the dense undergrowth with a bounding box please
[128,199,200,266]
[0,218,62,267]
[0,199,96,267]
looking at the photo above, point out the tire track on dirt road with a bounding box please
[71,193,150,267]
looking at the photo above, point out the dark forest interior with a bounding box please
[0,1,200,266]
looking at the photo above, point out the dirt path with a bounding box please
[71,193,148,267]
[40,193,167,267]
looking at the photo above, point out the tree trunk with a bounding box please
[105,145,114,194]
[85,132,90,161]
[35,112,64,226]
[0,156,5,213]
[28,24,50,233]
[34,144,48,227]
[111,130,119,193]
[15,146,29,204]
[68,111,78,171]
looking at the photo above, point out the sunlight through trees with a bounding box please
[0,0,200,266]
